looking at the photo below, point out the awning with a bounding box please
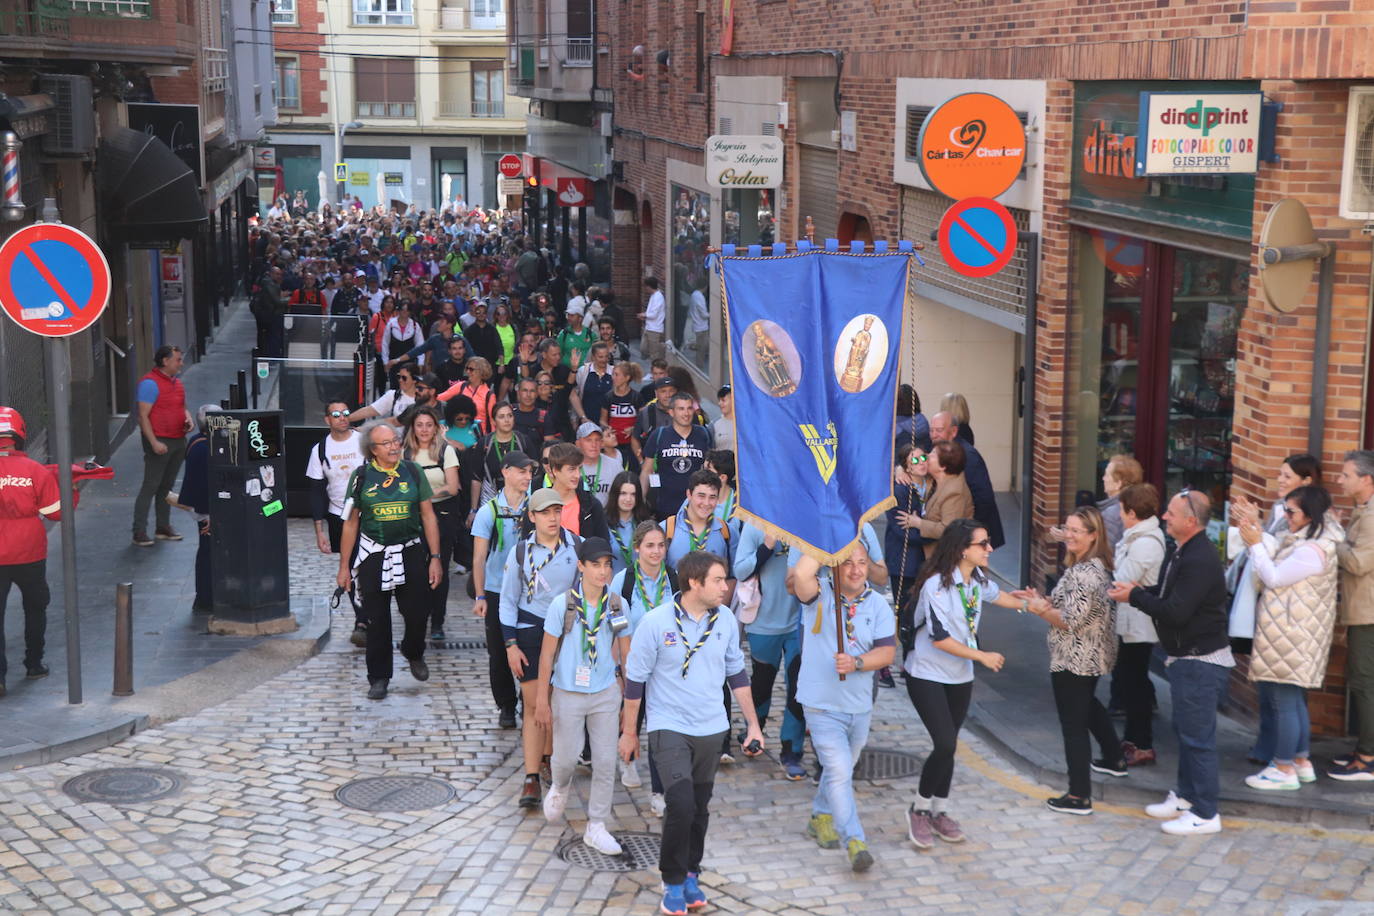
[97,126,209,242]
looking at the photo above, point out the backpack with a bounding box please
[512,529,581,573]
[663,514,731,543]
[620,564,679,606]
[551,587,626,676]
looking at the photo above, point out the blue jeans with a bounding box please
[747,631,805,758]
[1168,659,1230,820]
[805,706,871,843]
[1257,681,1310,765]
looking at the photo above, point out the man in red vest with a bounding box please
[133,345,193,547]
[0,407,60,695]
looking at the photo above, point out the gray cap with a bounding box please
[576,421,603,440]
[527,487,565,513]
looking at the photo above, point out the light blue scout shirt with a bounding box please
[471,491,524,593]
[796,578,896,714]
[903,569,1000,685]
[732,522,797,637]
[663,507,736,572]
[498,530,581,639]
[543,587,622,694]
[609,563,674,633]
[624,599,747,736]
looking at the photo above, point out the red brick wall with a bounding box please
[270,0,330,121]
[1244,0,1374,79]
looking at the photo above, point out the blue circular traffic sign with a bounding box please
[937,197,1018,279]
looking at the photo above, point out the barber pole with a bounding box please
[1,131,24,221]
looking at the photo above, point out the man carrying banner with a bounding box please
[791,544,895,872]
[621,551,764,916]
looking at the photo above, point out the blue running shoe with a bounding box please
[660,884,687,916]
[781,756,807,781]
[683,872,707,910]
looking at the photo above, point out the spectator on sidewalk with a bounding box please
[133,345,193,547]
[0,407,61,694]
[253,266,288,356]
[1111,483,1165,767]
[176,406,217,613]
[910,440,973,558]
[638,277,666,361]
[939,392,975,447]
[929,410,1003,549]
[1109,490,1230,835]
[1332,450,1374,780]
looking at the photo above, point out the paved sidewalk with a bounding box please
[1,525,1374,914]
[0,301,328,771]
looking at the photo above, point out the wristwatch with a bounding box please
[429,553,441,560]
[853,655,865,672]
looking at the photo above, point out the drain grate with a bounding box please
[62,767,185,805]
[853,747,922,781]
[391,640,487,650]
[558,831,660,872]
[335,775,457,811]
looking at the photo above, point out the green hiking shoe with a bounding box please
[806,813,840,849]
[847,837,874,872]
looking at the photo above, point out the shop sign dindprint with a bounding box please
[1135,92,1262,176]
[917,92,1026,200]
[705,135,783,189]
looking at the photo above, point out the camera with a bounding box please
[609,609,629,635]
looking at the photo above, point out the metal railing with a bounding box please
[203,47,229,92]
[0,0,71,38]
[68,0,150,16]
[435,4,504,29]
[564,37,592,67]
[435,98,505,118]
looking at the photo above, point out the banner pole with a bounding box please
[835,601,846,682]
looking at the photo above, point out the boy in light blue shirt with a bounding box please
[620,550,764,916]
[792,545,895,874]
[535,538,629,857]
[733,521,806,779]
[662,469,738,572]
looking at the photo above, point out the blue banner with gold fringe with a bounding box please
[718,242,915,563]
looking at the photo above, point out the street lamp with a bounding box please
[335,119,363,205]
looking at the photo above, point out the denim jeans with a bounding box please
[805,706,871,844]
[1257,681,1310,765]
[1168,658,1230,820]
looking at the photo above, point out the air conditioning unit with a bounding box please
[1340,86,1374,220]
[39,75,97,157]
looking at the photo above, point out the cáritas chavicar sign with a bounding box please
[1135,91,1262,176]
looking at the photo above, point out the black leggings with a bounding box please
[1050,670,1121,798]
[1114,641,1155,750]
[906,677,972,800]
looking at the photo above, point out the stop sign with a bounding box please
[498,154,523,179]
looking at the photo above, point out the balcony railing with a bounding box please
[435,3,503,30]
[0,0,71,38]
[203,47,228,92]
[69,0,149,16]
[436,98,506,119]
[356,101,416,118]
[564,37,592,67]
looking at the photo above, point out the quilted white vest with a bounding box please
[1249,530,1341,689]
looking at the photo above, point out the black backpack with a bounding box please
[620,564,678,605]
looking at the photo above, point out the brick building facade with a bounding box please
[607,0,1374,735]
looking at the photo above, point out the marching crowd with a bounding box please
[219,197,1374,913]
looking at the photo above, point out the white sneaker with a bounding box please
[620,759,642,788]
[583,821,623,855]
[1245,765,1300,791]
[1160,811,1222,836]
[542,782,567,822]
[1296,761,1317,783]
[719,751,735,765]
[453,563,469,575]
[1144,791,1193,819]
[650,792,666,817]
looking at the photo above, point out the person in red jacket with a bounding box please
[0,407,60,696]
[133,345,193,547]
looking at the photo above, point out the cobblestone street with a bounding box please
[0,522,1371,915]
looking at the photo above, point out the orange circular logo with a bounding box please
[917,92,1027,200]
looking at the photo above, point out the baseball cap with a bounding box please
[576,537,614,564]
[576,421,603,440]
[566,302,585,317]
[653,376,676,390]
[501,451,536,470]
[717,384,732,398]
[527,487,565,512]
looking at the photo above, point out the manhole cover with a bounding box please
[335,775,456,811]
[62,767,185,805]
[854,747,921,781]
[558,831,660,872]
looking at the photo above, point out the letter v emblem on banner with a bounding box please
[798,423,838,485]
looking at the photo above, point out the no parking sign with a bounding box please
[936,197,1018,279]
[0,223,111,337]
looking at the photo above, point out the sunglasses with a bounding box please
[971,539,992,549]
[909,454,928,465]
[327,409,349,418]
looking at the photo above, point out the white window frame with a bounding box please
[274,54,301,111]
[353,0,413,26]
[270,0,296,26]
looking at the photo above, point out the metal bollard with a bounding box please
[113,582,133,697]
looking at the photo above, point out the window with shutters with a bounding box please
[353,0,413,26]
[355,58,416,117]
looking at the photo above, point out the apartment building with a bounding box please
[266,0,525,211]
